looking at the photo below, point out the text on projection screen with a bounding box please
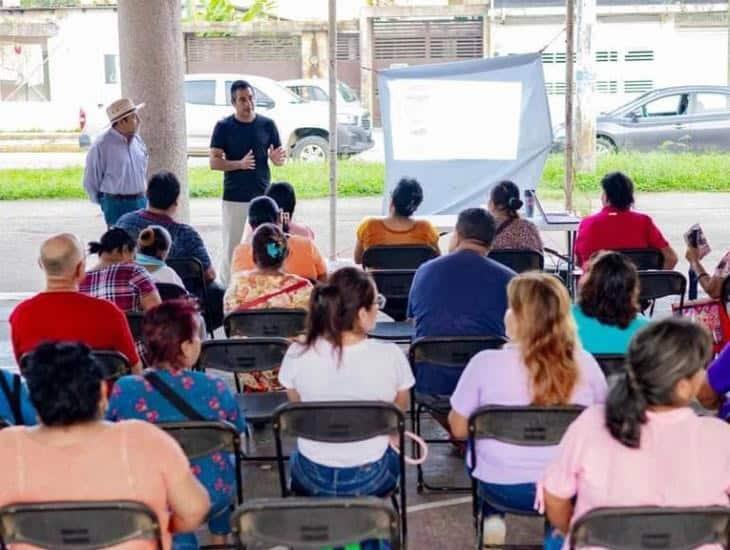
[388,79,523,161]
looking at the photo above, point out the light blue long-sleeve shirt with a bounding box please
[82,127,148,204]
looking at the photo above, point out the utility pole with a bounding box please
[328,0,338,260]
[565,0,575,212]
[727,0,730,85]
[575,0,596,173]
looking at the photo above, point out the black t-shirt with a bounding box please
[210,114,282,202]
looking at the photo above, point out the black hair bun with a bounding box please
[507,197,524,211]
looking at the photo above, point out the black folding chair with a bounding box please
[125,311,144,344]
[614,248,664,270]
[592,353,626,379]
[272,401,408,545]
[638,270,686,316]
[232,497,402,550]
[197,338,290,460]
[0,500,161,549]
[569,506,730,549]
[362,244,438,270]
[468,405,585,549]
[156,282,189,301]
[159,420,243,506]
[488,249,545,273]
[167,257,214,337]
[371,269,416,321]
[408,336,507,492]
[224,309,307,338]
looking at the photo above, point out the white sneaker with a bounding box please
[483,515,507,547]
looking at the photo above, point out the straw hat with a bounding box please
[106,98,145,124]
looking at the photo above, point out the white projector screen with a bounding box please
[388,79,523,161]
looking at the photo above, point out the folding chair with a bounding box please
[125,311,144,345]
[613,248,664,270]
[156,282,189,301]
[224,308,307,338]
[638,270,686,316]
[197,338,290,460]
[468,405,585,549]
[408,336,507,492]
[362,245,438,270]
[488,249,545,274]
[569,506,730,549]
[232,497,402,550]
[272,401,408,545]
[0,500,161,549]
[371,269,416,321]
[167,257,215,337]
[159,420,243,505]
[592,353,626,379]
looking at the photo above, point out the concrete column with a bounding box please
[359,14,374,115]
[117,0,189,222]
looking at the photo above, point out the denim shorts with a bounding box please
[290,447,400,497]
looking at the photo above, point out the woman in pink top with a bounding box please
[0,342,209,550]
[449,273,607,546]
[543,318,726,549]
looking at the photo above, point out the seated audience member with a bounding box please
[225,223,313,315]
[448,273,607,545]
[0,342,209,549]
[268,181,314,238]
[697,343,730,419]
[408,208,515,395]
[0,369,36,426]
[80,227,161,313]
[136,225,185,288]
[542,319,726,548]
[573,251,649,354]
[354,177,440,264]
[231,196,327,282]
[685,241,730,300]
[116,171,225,329]
[574,172,677,268]
[279,267,415,497]
[9,233,142,373]
[487,180,543,252]
[107,300,244,548]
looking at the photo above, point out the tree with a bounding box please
[191,0,275,23]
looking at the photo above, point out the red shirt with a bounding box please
[9,291,140,366]
[574,206,669,267]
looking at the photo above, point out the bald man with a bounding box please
[9,233,142,373]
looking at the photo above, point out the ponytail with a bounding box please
[490,180,523,219]
[605,363,648,448]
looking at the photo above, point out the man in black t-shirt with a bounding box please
[209,79,287,285]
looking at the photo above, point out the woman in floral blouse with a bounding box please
[224,223,313,315]
[107,299,245,550]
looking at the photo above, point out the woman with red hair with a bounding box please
[107,299,244,549]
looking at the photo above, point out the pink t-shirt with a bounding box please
[0,421,193,550]
[543,406,730,533]
[450,344,607,484]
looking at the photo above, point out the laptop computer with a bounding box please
[532,192,582,224]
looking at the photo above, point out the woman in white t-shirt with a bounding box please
[278,267,415,497]
[135,225,186,288]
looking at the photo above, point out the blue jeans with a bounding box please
[172,497,231,549]
[478,481,564,549]
[290,447,400,497]
[99,193,146,227]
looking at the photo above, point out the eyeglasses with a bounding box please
[375,293,387,310]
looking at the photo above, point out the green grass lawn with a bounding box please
[2,153,730,201]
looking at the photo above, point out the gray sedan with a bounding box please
[554,85,730,153]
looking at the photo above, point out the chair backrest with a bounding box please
[158,420,240,461]
[90,350,132,381]
[613,248,664,271]
[362,245,438,270]
[125,311,145,344]
[197,338,290,375]
[408,336,507,372]
[468,405,584,448]
[166,257,208,305]
[488,249,545,273]
[156,282,189,301]
[370,269,417,321]
[638,271,687,304]
[592,353,627,379]
[224,308,307,338]
[569,506,730,550]
[0,500,161,549]
[232,497,402,549]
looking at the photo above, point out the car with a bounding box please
[280,78,373,155]
[553,85,730,153]
[79,73,373,161]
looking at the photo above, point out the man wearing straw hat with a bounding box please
[83,98,149,227]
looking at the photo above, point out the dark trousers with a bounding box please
[205,281,225,332]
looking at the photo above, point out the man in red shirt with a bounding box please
[574,172,678,269]
[9,233,142,373]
